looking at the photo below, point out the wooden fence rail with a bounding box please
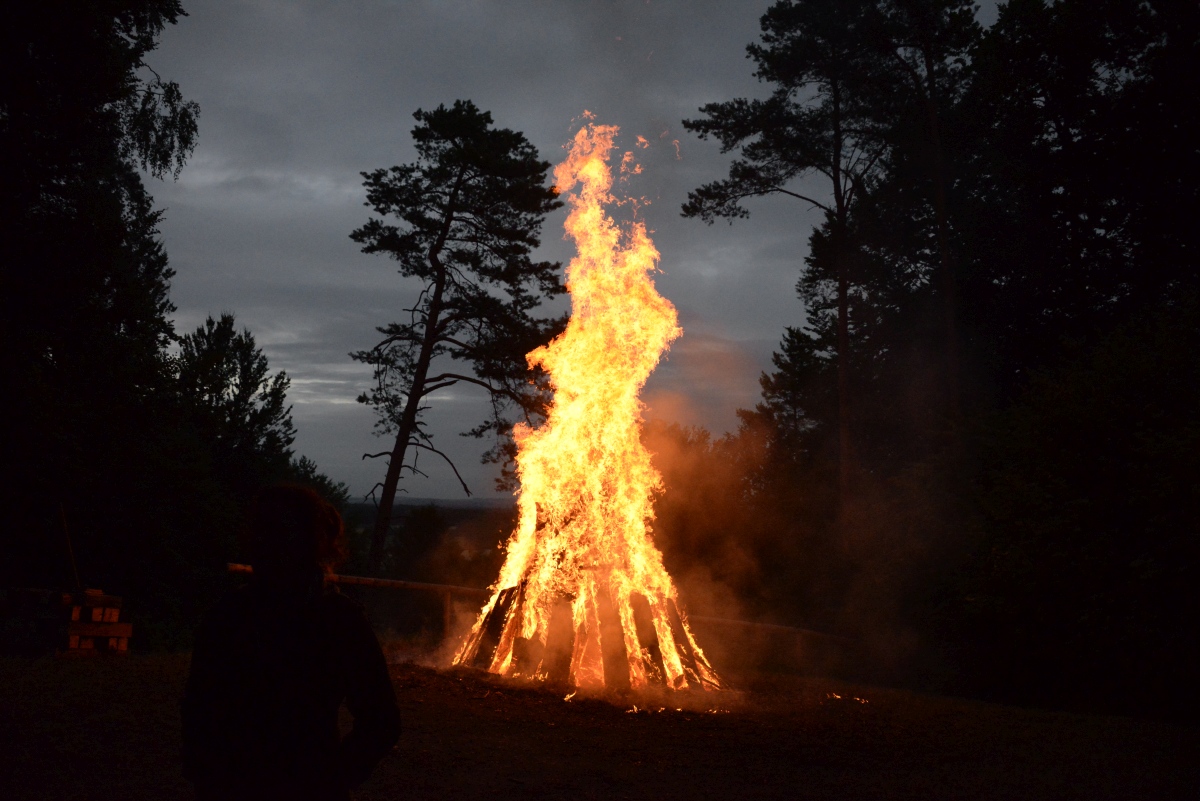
[226,563,487,634]
[225,563,851,649]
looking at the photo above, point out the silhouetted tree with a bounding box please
[287,455,351,511]
[866,0,979,416]
[683,0,888,519]
[0,2,200,599]
[351,100,565,572]
[1,2,199,397]
[175,314,295,496]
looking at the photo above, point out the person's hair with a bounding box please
[249,484,347,575]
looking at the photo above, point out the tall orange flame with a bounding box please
[452,120,721,692]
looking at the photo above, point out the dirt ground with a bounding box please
[1,654,1196,800]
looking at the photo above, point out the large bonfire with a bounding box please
[452,119,721,692]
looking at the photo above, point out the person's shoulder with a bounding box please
[193,585,254,642]
[314,587,379,647]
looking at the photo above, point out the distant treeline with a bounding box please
[0,3,347,647]
[658,0,1199,718]
[340,502,512,590]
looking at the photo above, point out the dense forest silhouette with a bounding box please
[668,0,1199,718]
[1,2,347,647]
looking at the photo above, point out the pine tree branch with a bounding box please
[775,187,834,211]
[408,440,472,496]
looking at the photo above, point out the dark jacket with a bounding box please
[182,581,401,800]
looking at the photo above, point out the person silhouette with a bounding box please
[182,485,401,800]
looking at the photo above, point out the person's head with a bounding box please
[248,484,346,585]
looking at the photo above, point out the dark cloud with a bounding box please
[148,0,995,498]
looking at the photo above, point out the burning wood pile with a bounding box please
[454,120,721,693]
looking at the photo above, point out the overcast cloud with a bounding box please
[147,0,997,500]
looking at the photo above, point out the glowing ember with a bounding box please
[452,119,722,692]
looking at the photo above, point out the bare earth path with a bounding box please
[1,655,1196,800]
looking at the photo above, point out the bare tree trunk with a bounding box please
[835,234,852,514]
[830,85,854,528]
[367,259,448,573]
[365,170,467,574]
[366,400,418,572]
[922,46,959,421]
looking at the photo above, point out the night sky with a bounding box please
[147,0,998,500]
